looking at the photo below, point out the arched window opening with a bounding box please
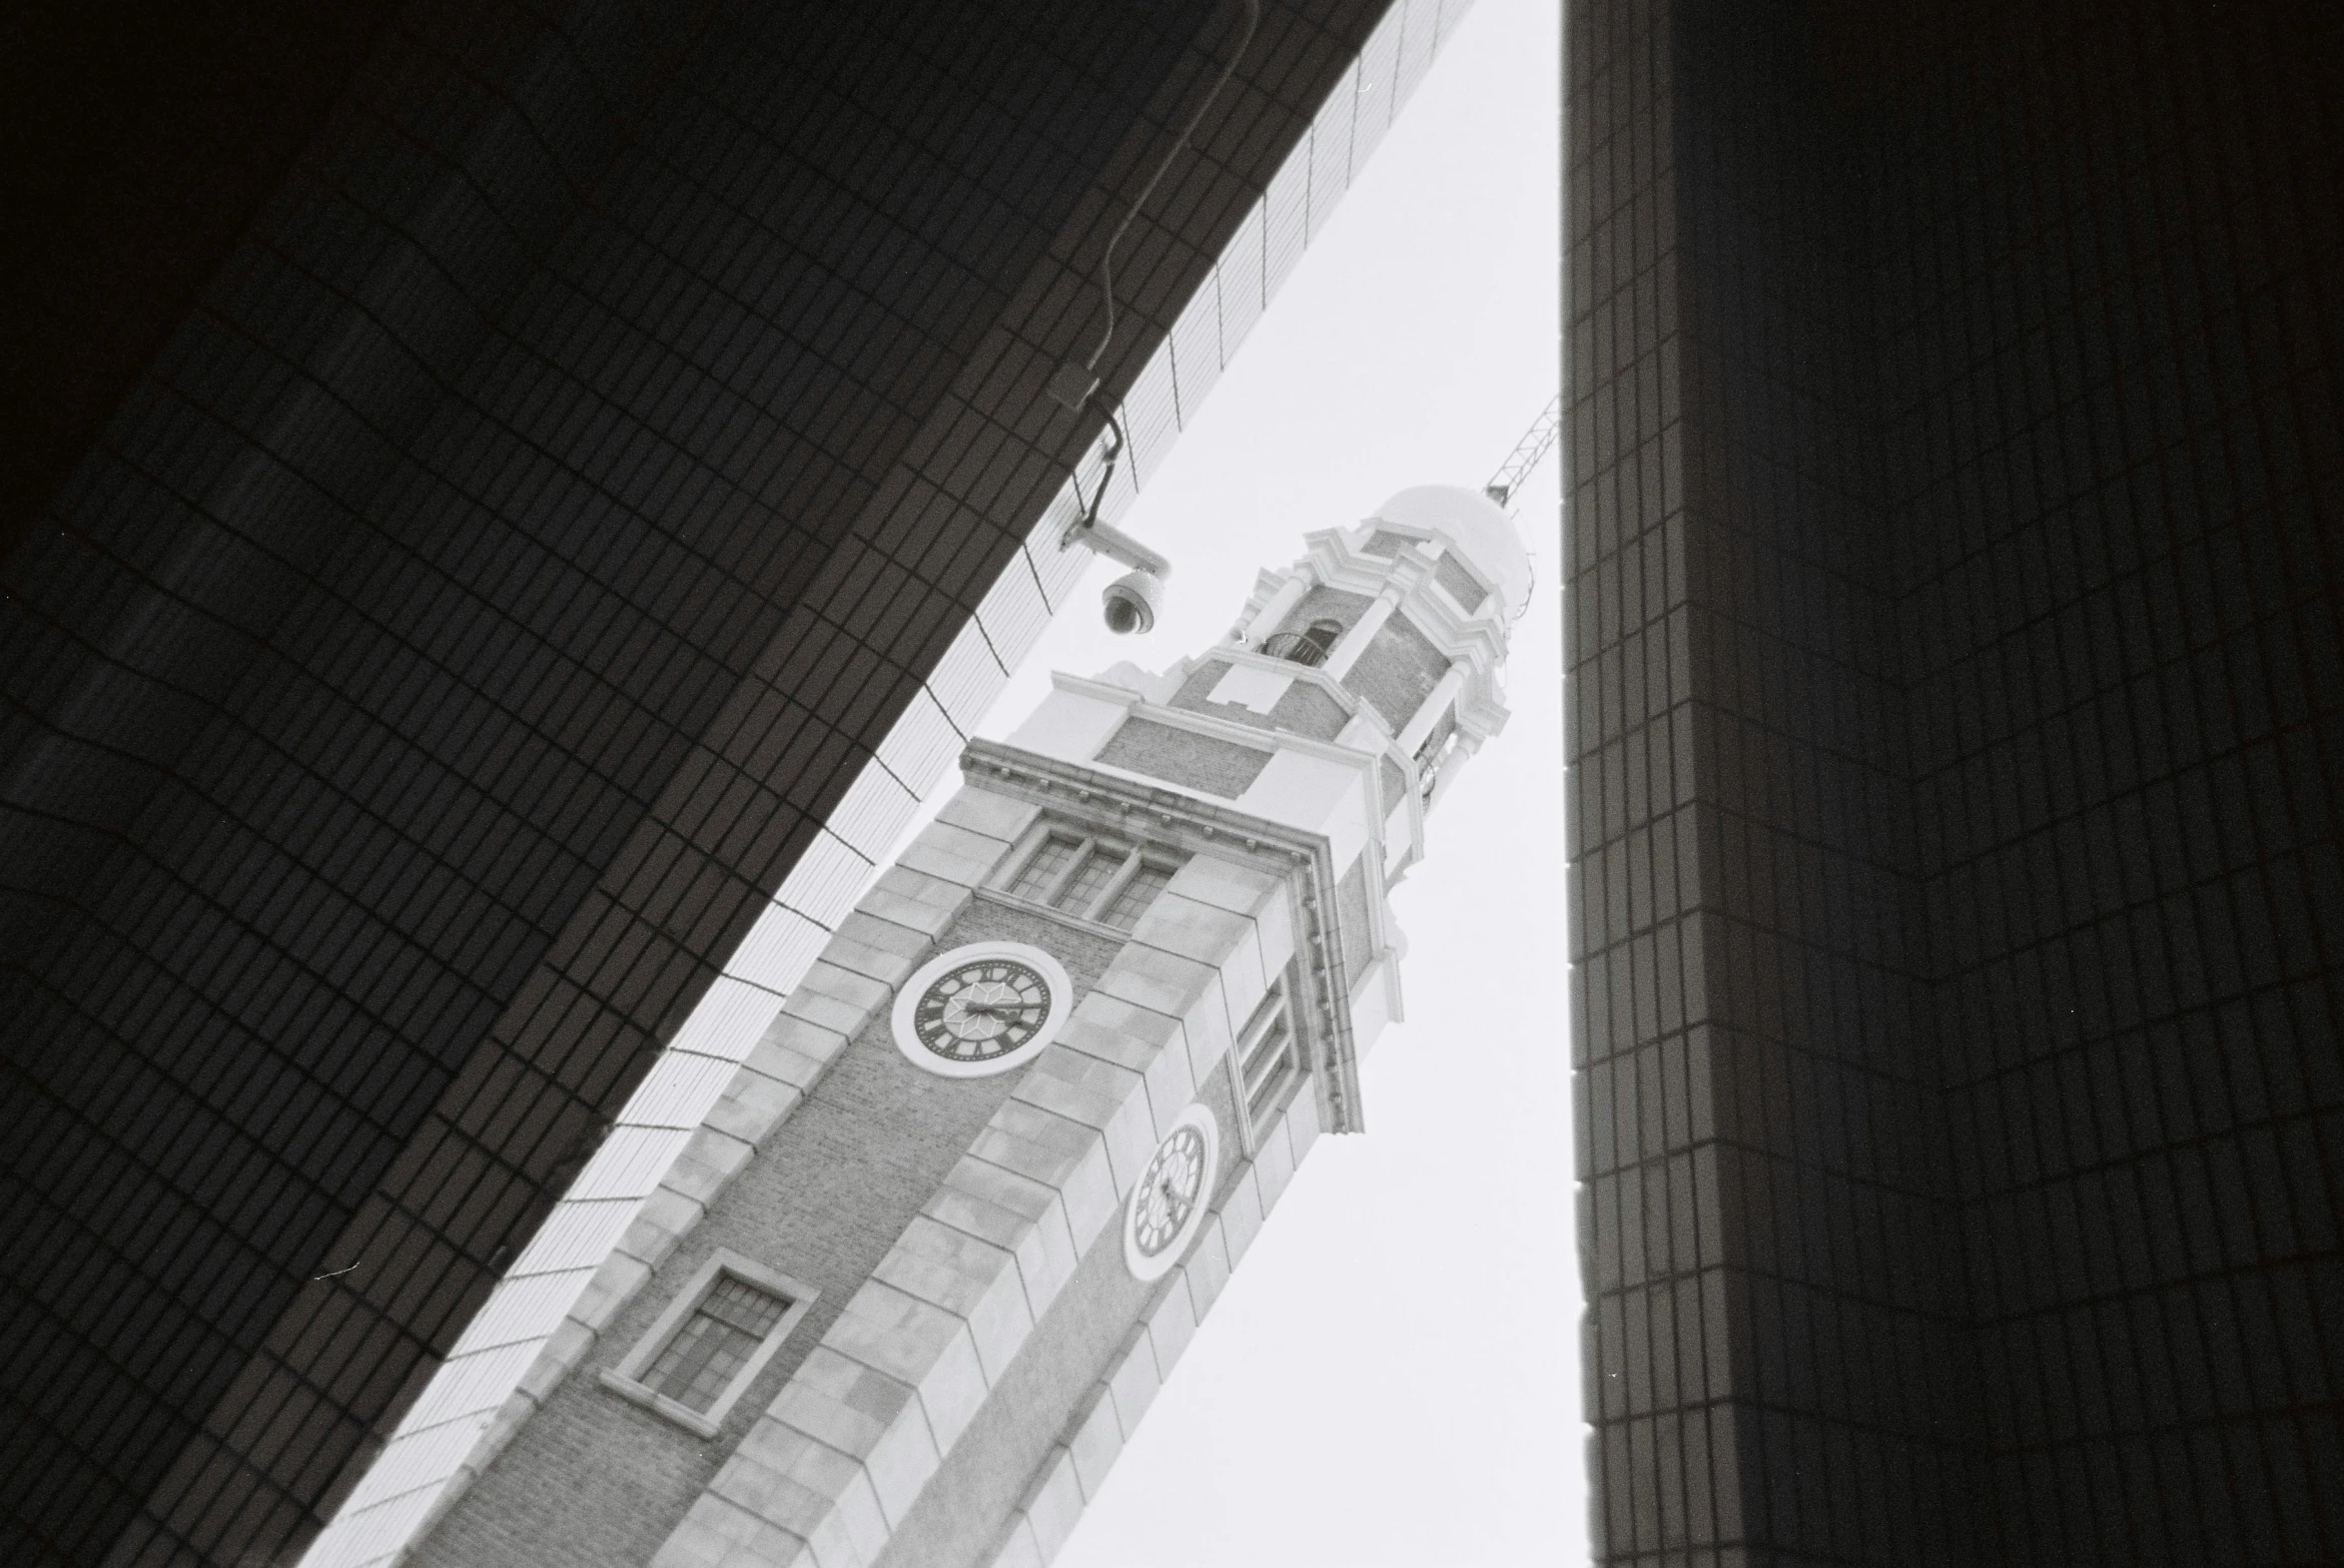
[1262,618,1343,668]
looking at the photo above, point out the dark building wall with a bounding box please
[1569,0,2344,1564]
[0,0,410,562]
[0,2,1396,1564]
[1570,3,1973,1561]
[1876,7,2344,1562]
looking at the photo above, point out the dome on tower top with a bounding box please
[1367,484,1533,621]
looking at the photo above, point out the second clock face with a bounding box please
[1124,1105,1220,1280]
[1130,1123,1207,1257]
[913,957,1051,1064]
[890,942,1073,1079]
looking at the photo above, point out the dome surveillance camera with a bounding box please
[1102,567,1165,634]
[1061,509,1171,633]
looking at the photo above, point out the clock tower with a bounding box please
[391,485,1525,1568]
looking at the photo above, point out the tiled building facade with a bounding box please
[1568,1,2342,1562]
[0,2,1481,1564]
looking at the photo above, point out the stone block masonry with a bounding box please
[351,248,1532,1568]
[406,792,1038,1568]
[979,1079,1325,1568]
[642,852,1295,1568]
[405,793,1306,1568]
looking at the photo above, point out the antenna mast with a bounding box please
[1483,394,1562,509]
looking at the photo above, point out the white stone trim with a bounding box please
[1204,644,1373,720]
[1318,591,1398,679]
[1202,659,1295,713]
[980,1085,1328,1568]
[1237,572,1310,644]
[1397,662,1470,753]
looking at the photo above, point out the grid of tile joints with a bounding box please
[1567,1,2344,1564]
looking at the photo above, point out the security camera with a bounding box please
[1102,567,1166,634]
[1063,512,1172,634]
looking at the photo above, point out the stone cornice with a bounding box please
[1301,527,1513,664]
[961,737,1368,1135]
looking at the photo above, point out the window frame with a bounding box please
[991,821,1184,934]
[1230,979,1304,1151]
[1260,618,1343,667]
[1298,618,1344,659]
[598,1249,816,1437]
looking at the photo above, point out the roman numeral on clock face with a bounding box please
[891,944,1067,1080]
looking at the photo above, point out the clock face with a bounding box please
[912,957,1051,1064]
[1124,1106,1219,1280]
[1131,1126,1207,1255]
[890,942,1072,1079]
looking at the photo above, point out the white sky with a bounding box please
[946,2,1576,1561]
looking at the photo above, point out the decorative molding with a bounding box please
[1295,525,1514,737]
[970,886,1154,948]
[962,738,1366,1135]
[1302,527,1510,658]
[1152,647,1436,882]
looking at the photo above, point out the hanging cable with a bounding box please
[1051,0,1260,410]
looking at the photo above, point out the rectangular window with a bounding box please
[641,1276,789,1413]
[1234,983,1301,1135]
[1010,833,1081,901]
[1055,847,1123,915]
[995,823,1184,933]
[1100,861,1174,932]
[600,1251,815,1437]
